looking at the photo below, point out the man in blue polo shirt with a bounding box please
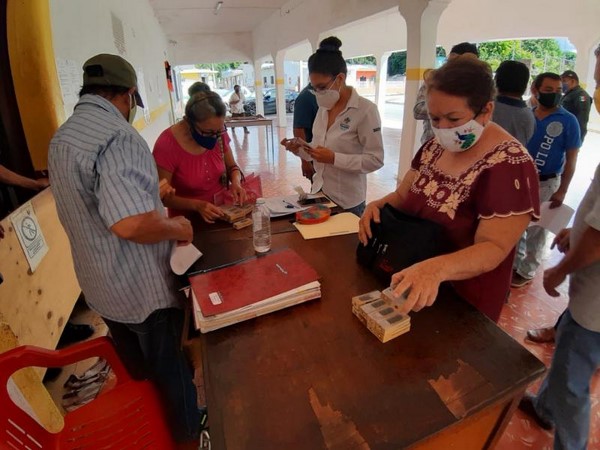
[293,83,319,182]
[512,72,581,288]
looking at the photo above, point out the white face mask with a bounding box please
[314,77,341,110]
[128,93,137,125]
[432,118,485,153]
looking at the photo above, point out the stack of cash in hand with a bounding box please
[351,288,410,343]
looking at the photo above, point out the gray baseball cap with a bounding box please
[83,54,144,107]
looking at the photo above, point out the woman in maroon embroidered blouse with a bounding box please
[153,91,246,222]
[359,57,540,322]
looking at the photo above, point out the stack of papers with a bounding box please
[190,249,321,332]
[263,194,336,217]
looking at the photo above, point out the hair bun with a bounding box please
[318,36,342,53]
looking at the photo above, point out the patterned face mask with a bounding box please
[432,118,485,153]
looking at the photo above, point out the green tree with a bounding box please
[387,51,406,76]
[195,62,242,73]
[346,56,376,65]
[477,39,575,75]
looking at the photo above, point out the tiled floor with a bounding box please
[227,115,600,449]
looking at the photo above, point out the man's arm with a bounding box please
[544,225,600,296]
[111,210,192,244]
[0,164,48,190]
[550,149,578,208]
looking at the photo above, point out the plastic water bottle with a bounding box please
[252,198,271,253]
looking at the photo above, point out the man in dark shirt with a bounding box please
[560,70,592,142]
[492,60,536,146]
[293,84,319,181]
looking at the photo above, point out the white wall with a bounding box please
[49,0,172,147]
[170,32,254,66]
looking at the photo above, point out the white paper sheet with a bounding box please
[293,212,360,240]
[170,243,203,275]
[536,201,575,235]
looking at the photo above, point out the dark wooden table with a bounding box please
[191,221,545,450]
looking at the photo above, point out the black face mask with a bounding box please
[189,123,218,149]
[537,92,562,108]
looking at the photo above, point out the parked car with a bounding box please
[244,89,298,115]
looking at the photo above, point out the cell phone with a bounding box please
[298,195,329,205]
[290,137,313,150]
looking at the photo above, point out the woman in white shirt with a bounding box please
[282,36,384,216]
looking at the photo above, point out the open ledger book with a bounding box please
[190,249,321,333]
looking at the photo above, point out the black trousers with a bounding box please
[103,308,201,443]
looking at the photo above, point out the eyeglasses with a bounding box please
[309,77,337,94]
[190,121,227,138]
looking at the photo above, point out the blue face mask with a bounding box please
[189,123,218,149]
[561,82,570,93]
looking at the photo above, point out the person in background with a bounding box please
[359,57,540,323]
[492,60,535,146]
[524,46,600,345]
[154,91,246,222]
[512,72,581,288]
[293,83,319,182]
[48,53,202,448]
[188,81,211,97]
[560,70,592,143]
[229,84,249,134]
[447,42,479,60]
[413,69,434,144]
[281,36,384,217]
[414,42,479,144]
[518,159,600,450]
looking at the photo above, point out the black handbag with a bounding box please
[356,203,446,284]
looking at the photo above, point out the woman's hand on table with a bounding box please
[195,200,225,224]
[230,182,247,205]
[306,146,334,164]
[358,202,381,245]
[391,259,444,315]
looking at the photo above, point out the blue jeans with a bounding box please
[533,310,600,450]
[345,201,366,217]
[103,308,201,443]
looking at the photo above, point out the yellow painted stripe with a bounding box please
[133,102,170,131]
[255,80,263,87]
[405,68,429,81]
[276,78,284,85]
[7,0,65,170]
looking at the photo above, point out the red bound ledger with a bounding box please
[190,248,320,317]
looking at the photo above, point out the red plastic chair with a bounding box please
[0,336,176,449]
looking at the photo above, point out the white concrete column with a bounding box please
[253,59,265,116]
[570,37,598,91]
[374,52,392,117]
[274,49,287,127]
[397,0,451,183]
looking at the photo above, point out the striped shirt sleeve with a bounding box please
[95,131,158,227]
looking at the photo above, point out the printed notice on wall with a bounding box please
[55,58,82,117]
[10,202,49,272]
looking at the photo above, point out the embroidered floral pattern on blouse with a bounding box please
[410,140,532,219]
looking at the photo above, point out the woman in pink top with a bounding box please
[359,57,540,322]
[153,91,246,222]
